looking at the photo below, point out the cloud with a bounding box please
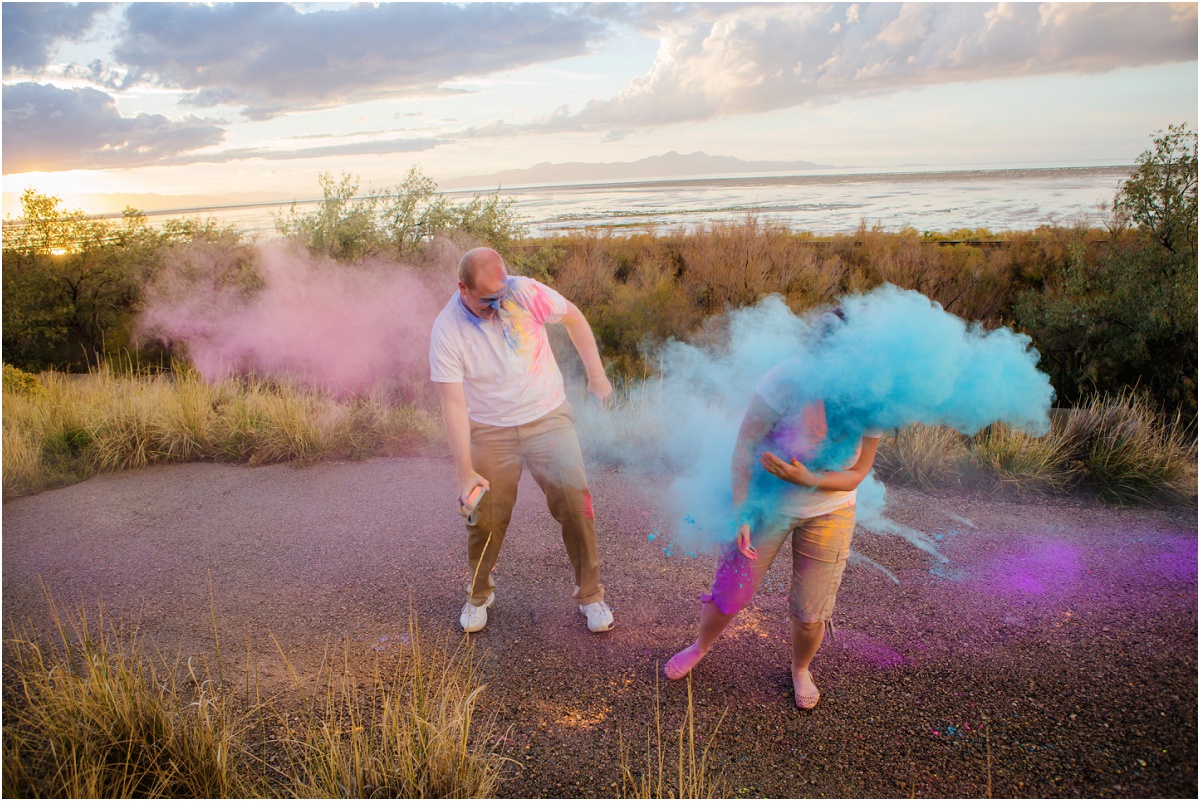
[2,82,225,173]
[2,2,109,75]
[155,137,443,167]
[486,2,1199,133]
[105,2,606,118]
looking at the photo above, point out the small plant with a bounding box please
[3,363,42,394]
[620,673,727,799]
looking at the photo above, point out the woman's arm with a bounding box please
[732,393,781,509]
[731,393,781,561]
[760,435,881,492]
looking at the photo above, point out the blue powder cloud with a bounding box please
[574,284,1054,561]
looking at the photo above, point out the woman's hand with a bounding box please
[760,451,819,487]
[736,523,757,561]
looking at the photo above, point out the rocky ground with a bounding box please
[3,457,1196,798]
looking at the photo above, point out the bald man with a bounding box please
[429,247,615,634]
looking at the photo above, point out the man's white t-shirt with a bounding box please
[429,276,570,426]
[755,360,882,519]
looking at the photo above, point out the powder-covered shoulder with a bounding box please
[509,276,569,323]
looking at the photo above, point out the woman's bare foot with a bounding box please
[664,643,706,680]
[793,668,820,710]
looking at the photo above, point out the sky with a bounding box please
[2,1,1197,215]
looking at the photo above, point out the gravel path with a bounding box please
[3,458,1196,797]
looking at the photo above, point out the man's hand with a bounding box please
[588,372,614,405]
[736,523,757,560]
[458,471,490,512]
[759,451,819,487]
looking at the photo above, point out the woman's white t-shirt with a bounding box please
[429,276,570,426]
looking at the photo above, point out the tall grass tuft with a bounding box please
[1055,390,1197,504]
[875,393,1195,503]
[2,599,255,798]
[966,422,1081,495]
[875,423,968,489]
[273,614,508,798]
[620,674,727,799]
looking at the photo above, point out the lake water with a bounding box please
[151,164,1135,239]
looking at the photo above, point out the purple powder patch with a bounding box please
[1150,534,1198,584]
[978,539,1083,597]
[838,630,905,670]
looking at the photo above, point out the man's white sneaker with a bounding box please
[579,600,614,632]
[460,593,495,633]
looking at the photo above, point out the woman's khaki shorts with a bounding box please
[702,505,856,623]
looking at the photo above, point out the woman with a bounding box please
[664,346,880,711]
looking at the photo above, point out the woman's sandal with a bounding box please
[664,645,704,680]
[794,672,821,710]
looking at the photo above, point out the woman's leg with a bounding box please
[788,506,856,708]
[666,516,791,680]
[664,600,737,679]
[791,619,825,705]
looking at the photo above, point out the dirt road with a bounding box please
[3,458,1196,797]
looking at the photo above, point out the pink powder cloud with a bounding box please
[138,241,458,397]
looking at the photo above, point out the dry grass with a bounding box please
[966,422,1081,495]
[875,423,968,489]
[271,615,508,798]
[2,598,255,799]
[620,673,727,799]
[2,600,509,799]
[1,363,440,499]
[1054,390,1197,504]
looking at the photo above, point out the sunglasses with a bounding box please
[474,282,510,316]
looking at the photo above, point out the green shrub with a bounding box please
[2,363,42,394]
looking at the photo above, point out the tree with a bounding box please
[2,190,136,369]
[1114,123,1197,259]
[1,191,243,371]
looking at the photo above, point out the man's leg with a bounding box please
[521,403,603,605]
[466,420,523,606]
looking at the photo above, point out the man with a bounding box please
[429,247,615,634]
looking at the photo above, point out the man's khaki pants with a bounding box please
[466,402,604,607]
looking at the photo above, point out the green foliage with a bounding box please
[274,167,527,262]
[1114,123,1198,258]
[1015,127,1198,420]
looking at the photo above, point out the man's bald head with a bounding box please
[458,247,507,290]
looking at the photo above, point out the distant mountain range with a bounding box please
[441,151,834,189]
